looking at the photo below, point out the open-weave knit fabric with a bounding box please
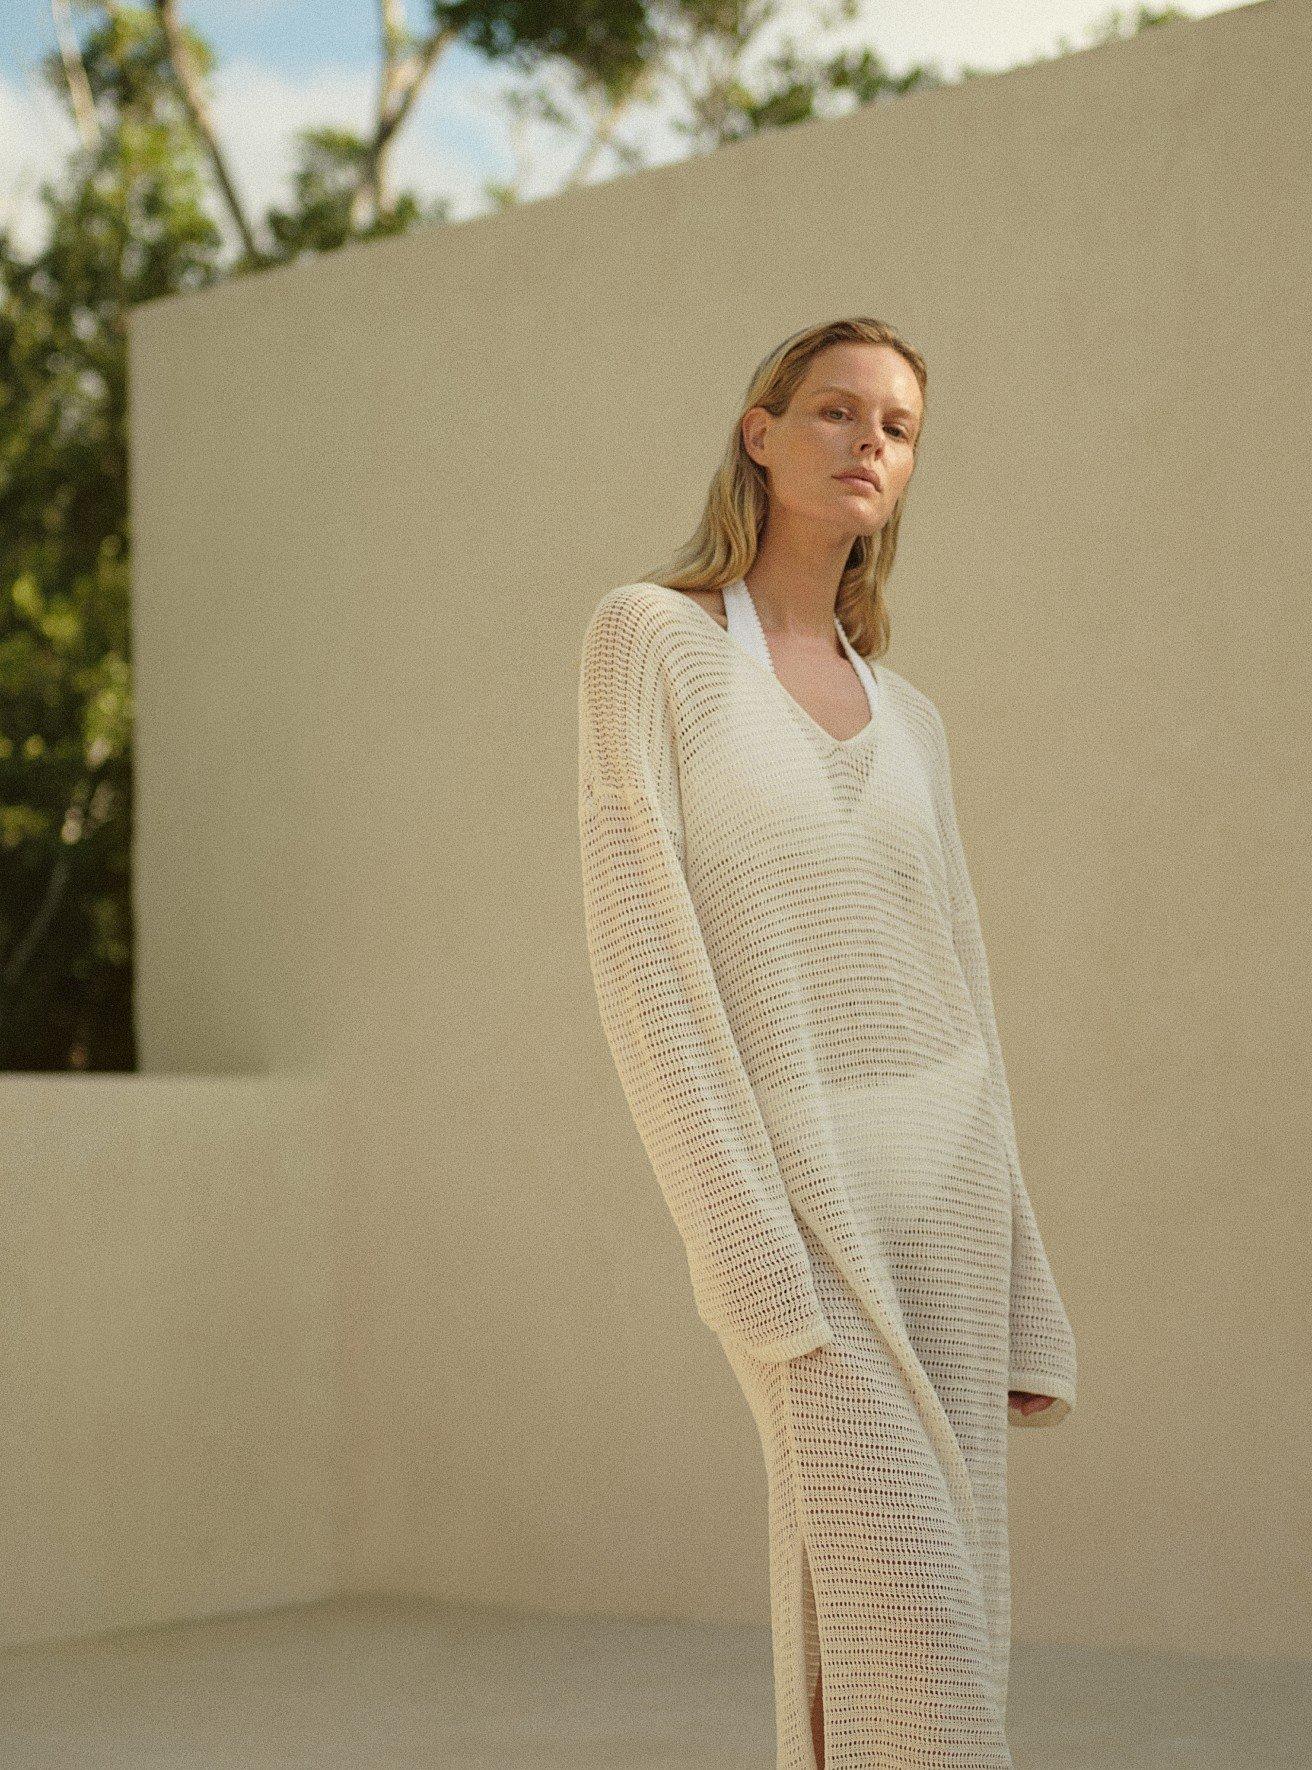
[577,579,1077,1769]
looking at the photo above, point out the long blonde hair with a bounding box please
[644,316,928,660]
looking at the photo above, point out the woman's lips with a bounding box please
[835,474,879,492]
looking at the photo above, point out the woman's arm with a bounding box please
[926,700,1078,1429]
[577,588,834,1362]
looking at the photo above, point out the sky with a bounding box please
[1,0,1253,255]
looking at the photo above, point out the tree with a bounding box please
[0,6,223,1068]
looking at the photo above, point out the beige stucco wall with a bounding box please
[8,0,1306,1657]
[2,1073,343,1647]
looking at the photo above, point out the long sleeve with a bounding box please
[577,589,835,1362]
[927,704,1078,1429]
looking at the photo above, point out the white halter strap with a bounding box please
[722,577,878,715]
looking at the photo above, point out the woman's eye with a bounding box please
[825,407,909,440]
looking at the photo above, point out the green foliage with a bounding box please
[265,128,450,254]
[0,8,223,1068]
[431,0,654,85]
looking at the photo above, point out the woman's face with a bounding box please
[742,342,923,538]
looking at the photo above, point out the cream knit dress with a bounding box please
[577,577,1077,1770]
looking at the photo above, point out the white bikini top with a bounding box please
[721,576,879,720]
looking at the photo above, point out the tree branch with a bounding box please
[153,0,265,262]
[560,71,655,190]
[50,0,101,152]
[352,6,457,229]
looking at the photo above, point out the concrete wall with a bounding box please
[8,0,1306,1657]
[3,1074,343,1647]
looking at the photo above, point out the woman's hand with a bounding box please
[1008,1389,1056,1418]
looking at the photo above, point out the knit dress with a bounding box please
[576,577,1077,1770]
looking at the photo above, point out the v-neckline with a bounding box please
[645,579,884,754]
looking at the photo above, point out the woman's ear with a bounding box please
[741,408,768,467]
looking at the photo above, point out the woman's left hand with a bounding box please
[1008,1389,1056,1418]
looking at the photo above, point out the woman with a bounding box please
[576,316,1077,1770]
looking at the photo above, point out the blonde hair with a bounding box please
[644,316,928,660]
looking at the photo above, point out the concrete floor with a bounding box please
[1,1596,1307,1769]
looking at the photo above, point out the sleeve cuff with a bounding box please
[1008,1370,1075,1428]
